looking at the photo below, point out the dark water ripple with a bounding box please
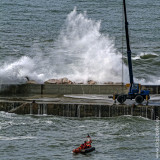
[0,112,158,160]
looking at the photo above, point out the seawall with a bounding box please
[0,84,159,120]
[0,101,160,120]
[0,84,160,95]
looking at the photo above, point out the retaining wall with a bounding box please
[0,101,159,120]
[0,84,160,95]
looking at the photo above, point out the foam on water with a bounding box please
[0,111,13,119]
[135,75,160,85]
[0,56,45,83]
[0,136,36,141]
[132,52,159,60]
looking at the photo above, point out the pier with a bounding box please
[0,93,160,120]
[0,84,160,120]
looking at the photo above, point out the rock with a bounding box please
[61,77,74,84]
[104,82,114,84]
[68,81,74,84]
[44,78,73,84]
[77,82,84,84]
[44,79,62,84]
[26,80,37,84]
[25,76,38,84]
[44,79,60,84]
[115,82,124,85]
[74,81,84,84]
[61,77,69,84]
[87,80,97,85]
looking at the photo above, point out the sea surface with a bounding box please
[0,0,160,84]
[0,111,158,160]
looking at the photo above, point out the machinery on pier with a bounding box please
[109,0,150,104]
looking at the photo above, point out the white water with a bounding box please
[0,8,128,84]
[132,52,159,60]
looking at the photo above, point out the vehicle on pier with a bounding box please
[109,0,150,104]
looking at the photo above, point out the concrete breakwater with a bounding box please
[0,84,160,95]
[0,101,159,120]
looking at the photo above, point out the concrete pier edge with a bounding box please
[0,101,160,120]
[0,84,160,120]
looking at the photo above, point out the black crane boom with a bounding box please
[123,0,134,86]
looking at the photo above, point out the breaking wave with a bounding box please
[0,8,127,84]
[1,8,159,84]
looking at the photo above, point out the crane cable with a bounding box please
[121,1,124,94]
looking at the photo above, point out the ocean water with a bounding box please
[0,0,160,84]
[0,112,158,160]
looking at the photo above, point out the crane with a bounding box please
[109,0,150,104]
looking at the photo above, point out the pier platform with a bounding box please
[0,94,160,120]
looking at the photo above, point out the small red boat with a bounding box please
[73,147,95,154]
[73,134,95,153]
